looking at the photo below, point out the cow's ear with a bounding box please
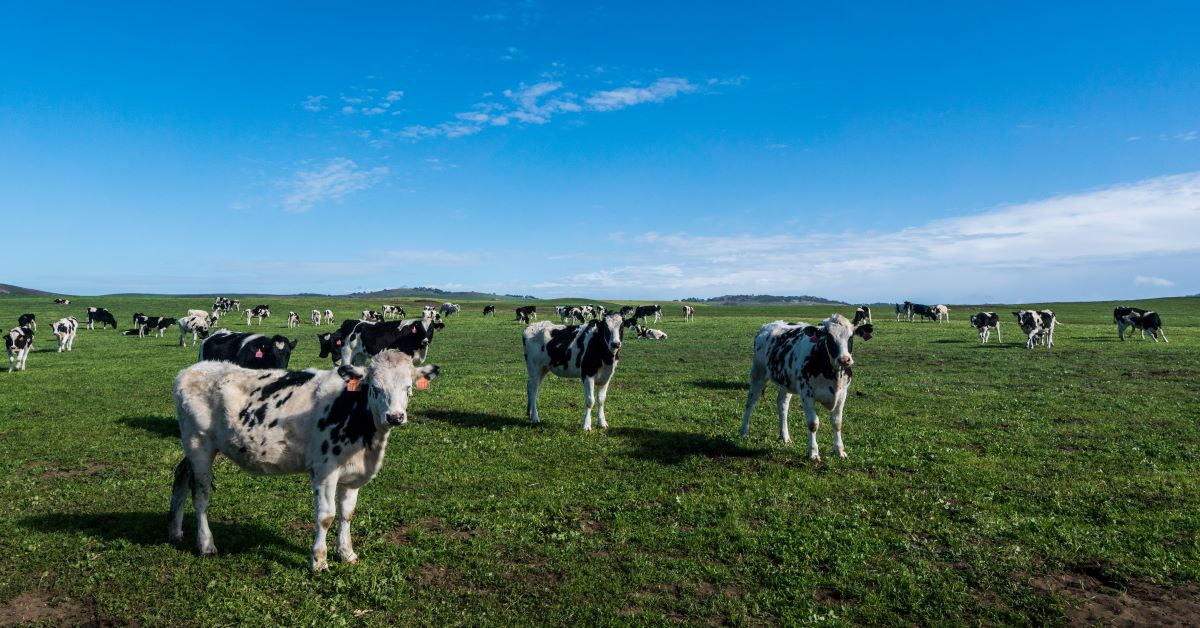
[289,338,299,349]
[855,324,874,340]
[336,365,366,382]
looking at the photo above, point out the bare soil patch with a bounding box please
[0,590,94,626]
[1032,568,1200,626]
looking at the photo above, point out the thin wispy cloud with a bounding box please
[584,77,697,112]
[301,95,326,112]
[282,158,388,212]
[1135,275,1175,287]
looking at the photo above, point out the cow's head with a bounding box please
[822,314,872,368]
[599,313,625,352]
[354,350,440,426]
[267,335,299,368]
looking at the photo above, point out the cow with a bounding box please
[852,306,871,326]
[144,316,177,338]
[382,305,405,319]
[422,306,437,320]
[285,311,299,328]
[361,310,384,323]
[53,298,71,305]
[969,312,1001,344]
[522,313,626,430]
[682,305,695,322]
[341,318,444,367]
[589,305,608,319]
[311,310,321,326]
[631,305,662,324]
[132,312,148,327]
[1012,310,1047,349]
[1036,310,1060,347]
[51,317,78,352]
[200,330,298,369]
[317,331,346,365]
[908,303,937,322]
[86,307,118,330]
[179,315,213,347]
[619,306,635,318]
[186,309,218,326]
[739,314,874,458]
[245,306,270,325]
[168,351,440,571]
[932,304,950,323]
[515,306,537,322]
[1130,311,1168,342]
[6,327,34,371]
[895,302,912,321]
[323,309,335,325]
[1114,306,1149,340]
[635,326,668,340]
[17,313,36,331]
[483,305,496,317]
[439,303,461,317]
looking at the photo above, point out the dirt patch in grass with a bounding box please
[1032,567,1200,626]
[385,516,476,544]
[40,462,111,480]
[0,590,95,626]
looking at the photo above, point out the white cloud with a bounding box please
[1135,275,1175,287]
[385,90,405,102]
[282,158,388,212]
[584,77,697,112]
[1176,130,1198,141]
[301,95,326,112]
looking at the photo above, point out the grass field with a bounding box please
[1,295,1198,625]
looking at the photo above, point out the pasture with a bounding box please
[1,296,1198,625]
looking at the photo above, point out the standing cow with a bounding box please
[739,314,874,459]
[287,312,301,328]
[682,305,695,322]
[483,305,496,317]
[86,307,118,330]
[852,306,872,325]
[522,313,627,430]
[6,327,34,372]
[179,315,213,346]
[169,351,440,571]
[51,317,79,352]
[969,312,1001,344]
[311,310,322,326]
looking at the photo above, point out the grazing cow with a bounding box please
[54,298,71,305]
[179,315,213,347]
[439,303,461,317]
[200,330,298,369]
[51,317,78,352]
[6,327,35,371]
[895,302,912,321]
[1130,311,1168,342]
[852,306,872,326]
[323,309,335,325]
[317,331,346,365]
[169,351,440,570]
[341,318,444,366]
[515,306,537,322]
[635,326,668,340]
[311,310,321,326]
[286,312,300,328]
[631,305,662,324]
[1012,310,1048,349]
[86,307,118,330]
[969,312,1001,344]
[186,309,219,326]
[142,316,177,338]
[17,313,36,331]
[619,306,635,318]
[1114,306,1149,340]
[522,313,626,430]
[740,314,874,457]
[382,305,406,319]
[908,303,937,322]
[361,310,384,323]
[932,304,950,323]
[682,305,695,322]
[483,305,496,317]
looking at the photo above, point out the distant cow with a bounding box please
[631,305,662,324]
[286,312,300,328]
[17,313,36,331]
[341,318,444,367]
[969,312,1001,344]
[53,298,71,305]
[179,315,213,346]
[245,306,270,325]
[483,305,496,317]
[740,314,874,457]
[1113,306,1148,340]
[908,303,937,322]
[323,309,335,325]
[932,304,950,322]
[200,330,298,369]
[1130,311,1168,342]
[51,317,78,352]
[86,307,118,330]
[6,327,34,371]
[317,331,345,365]
[311,310,321,326]
[361,310,384,323]
[619,306,635,318]
[522,313,626,430]
[515,306,537,322]
[422,306,437,320]
[187,309,218,326]
[895,302,912,321]
[382,305,405,319]
[143,316,177,338]
[682,305,695,322]
[1012,310,1048,349]
[439,303,461,317]
[635,326,668,340]
[169,351,439,570]
[852,306,871,325]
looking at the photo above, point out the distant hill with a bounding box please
[682,294,848,306]
[344,286,535,301]
[0,283,54,297]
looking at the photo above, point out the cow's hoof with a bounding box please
[311,560,329,572]
[342,552,358,565]
[838,451,848,459]
[200,547,218,556]
[809,453,821,462]
[168,532,183,544]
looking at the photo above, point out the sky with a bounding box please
[2,1,1199,302]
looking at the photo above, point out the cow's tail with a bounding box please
[169,457,194,523]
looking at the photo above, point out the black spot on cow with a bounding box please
[321,441,328,454]
[332,445,342,456]
[259,370,315,400]
[580,322,617,378]
[316,388,377,449]
[545,325,579,371]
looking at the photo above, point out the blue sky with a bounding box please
[3,2,1199,302]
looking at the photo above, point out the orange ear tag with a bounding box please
[415,377,430,390]
[346,378,361,392]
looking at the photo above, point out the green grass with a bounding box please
[1,296,1197,625]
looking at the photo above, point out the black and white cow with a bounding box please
[200,329,298,369]
[341,318,443,366]
[361,310,384,323]
[18,313,36,331]
[619,306,635,318]
[740,314,874,458]
[245,305,270,325]
[439,303,461,317]
[286,312,300,328]
[1012,310,1052,349]
[932,304,950,323]
[86,307,118,330]
[179,314,213,346]
[53,298,71,305]
[317,331,346,365]
[169,351,440,570]
[311,310,321,326]
[143,316,177,338]
[631,305,662,324]
[6,326,34,371]
[852,306,871,325]
[682,305,695,322]
[323,309,336,325]
[635,325,668,340]
[187,309,219,327]
[382,305,405,319]
[515,305,537,322]
[969,312,1001,344]
[482,305,496,317]
[895,302,912,321]
[51,317,78,352]
[1114,306,1149,341]
[1037,310,1059,347]
[422,306,437,320]
[1130,311,1168,342]
[522,313,626,430]
[907,303,936,322]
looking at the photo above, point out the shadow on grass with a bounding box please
[119,415,180,439]
[609,426,768,465]
[691,378,745,391]
[19,511,307,568]
[420,409,528,431]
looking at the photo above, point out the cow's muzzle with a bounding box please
[385,412,407,426]
[838,355,853,367]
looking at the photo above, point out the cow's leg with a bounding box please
[776,388,793,443]
[739,359,768,437]
[801,395,820,459]
[526,366,546,424]
[830,391,849,459]
[1160,329,1168,343]
[995,325,1001,344]
[168,457,193,543]
[595,375,611,430]
[582,376,597,431]
[310,471,339,571]
[1148,329,1159,343]
[335,485,360,564]
[186,451,217,555]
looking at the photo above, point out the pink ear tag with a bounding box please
[411,325,418,333]
[254,349,263,358]
[415,377,430,390]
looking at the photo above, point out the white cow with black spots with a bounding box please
[6,327,34,372]
[522,313,627,430]
[169,351,440,571]
[51,316,79,352]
